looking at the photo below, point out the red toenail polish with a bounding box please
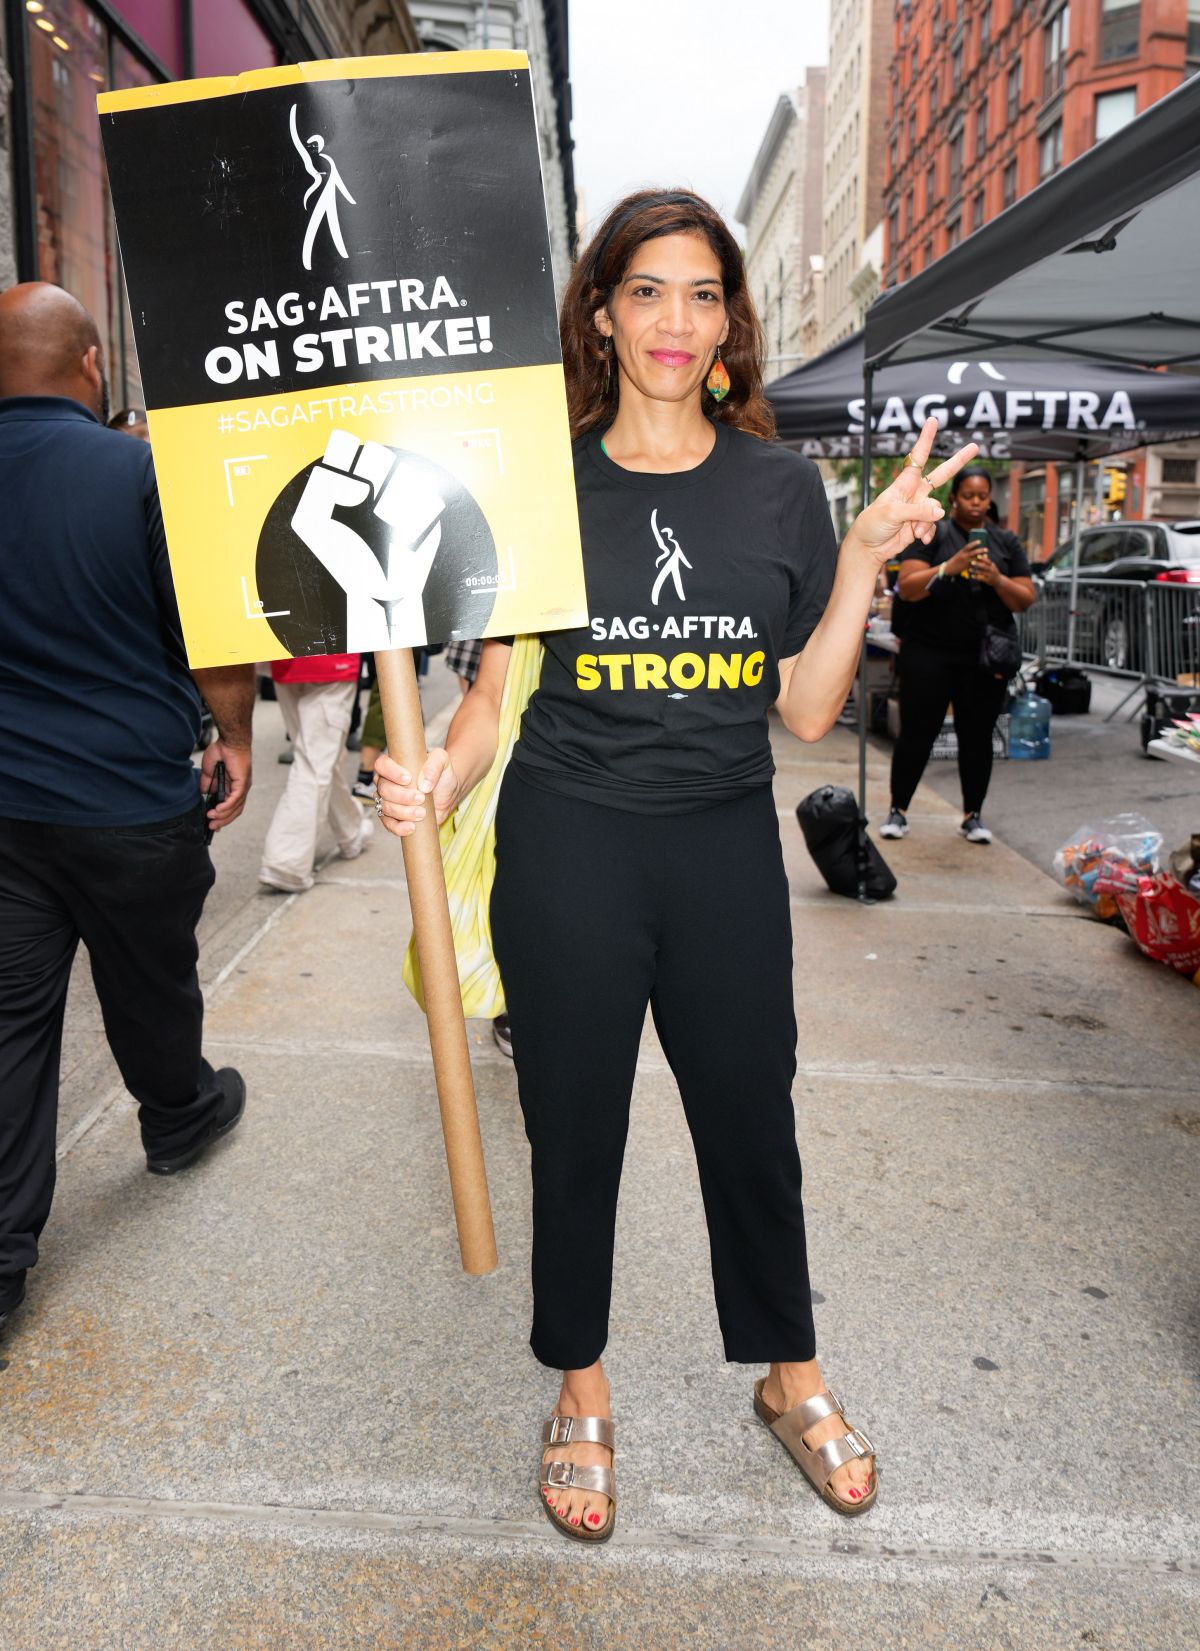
[570,1516,580,1525]
[847,1488,860,1500]
[588,1513,601,1525]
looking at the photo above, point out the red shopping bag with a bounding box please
[1112,874,1200,978]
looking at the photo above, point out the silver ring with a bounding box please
[373,795,384,818]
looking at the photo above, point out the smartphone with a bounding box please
[203,760,227,845]
[966,527,989,578]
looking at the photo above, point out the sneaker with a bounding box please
[879,807,908,839]
[492,1013,513,1059]
[146,1068,246,1175]
[351,776,376,802]
[339,813,375,860]
[961,813,993,844]
[258,867,314,893]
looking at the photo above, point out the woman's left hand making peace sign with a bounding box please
[850,416,980,566]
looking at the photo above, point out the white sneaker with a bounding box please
[339,813,375,860]
[960,813,993,844]
[258,867,313,893]
[879,807,908,839]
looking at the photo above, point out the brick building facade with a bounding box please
[881,0,1199,552]
[883,0,1196,285]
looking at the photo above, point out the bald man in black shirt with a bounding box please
[0,283,254,1339]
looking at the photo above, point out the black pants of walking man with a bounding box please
[0,802,228,1313]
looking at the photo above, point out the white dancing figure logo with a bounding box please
[650,508,691,605]
[289,104,356,272]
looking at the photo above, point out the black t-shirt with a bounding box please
[895,518,1031,659]
[0,397,202,826]
[512,422,838,813]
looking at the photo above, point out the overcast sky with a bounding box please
[570,0,832,244]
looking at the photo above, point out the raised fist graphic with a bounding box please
[289,429,447,650]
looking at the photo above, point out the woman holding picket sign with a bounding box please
[375,190,979,1542]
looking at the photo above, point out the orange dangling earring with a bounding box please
[706,345,731,403]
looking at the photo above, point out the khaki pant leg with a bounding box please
[261,681,356,884]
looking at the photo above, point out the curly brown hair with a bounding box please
[560,188,775,443]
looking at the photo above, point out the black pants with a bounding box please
[490,768,815,1371]
[890,641,1009,816]
[0,803,223,1299]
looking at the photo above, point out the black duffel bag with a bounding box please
[795,785,897,901]
[1035,666,1092,714]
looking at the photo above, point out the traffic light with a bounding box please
[1105,467,1127,504]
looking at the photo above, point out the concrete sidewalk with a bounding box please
[1,699,1197,1650]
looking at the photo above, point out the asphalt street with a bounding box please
[1,659,1197,1650]
[914,670,1200,876]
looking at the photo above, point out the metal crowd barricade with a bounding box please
[1148,580,1200,688]
[1019,575,1200,717]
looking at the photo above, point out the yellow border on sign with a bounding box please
[97,51,528,114]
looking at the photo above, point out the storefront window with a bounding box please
[193,0,280,77]
[20,0,283,408]
[21,0,280,408]
[109,41,158,407]
[107,1,186,76]
[26,1,123,395]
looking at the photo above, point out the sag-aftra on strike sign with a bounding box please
[99,54,586,668]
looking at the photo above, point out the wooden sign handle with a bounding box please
[374,646,498,1277]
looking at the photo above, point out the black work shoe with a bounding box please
[146,1068,246,1175]
[492,1014,513,1059]
[0,1278,26,1338]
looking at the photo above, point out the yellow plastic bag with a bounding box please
[402,634,544,1018]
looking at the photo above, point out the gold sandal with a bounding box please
[753,1380,878,1516]
[538,1414,616,1544]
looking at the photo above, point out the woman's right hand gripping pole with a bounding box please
[372,638,512,838]
[374,748,460,837]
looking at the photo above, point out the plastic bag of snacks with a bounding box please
[1111,874,1200,981]
[1053,814,1163,921]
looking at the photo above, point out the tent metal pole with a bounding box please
[1065,457,1087,664]
[856,364,875,904]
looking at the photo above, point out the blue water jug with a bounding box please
[1009,688,1052,760]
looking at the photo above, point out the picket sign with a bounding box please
[99,54,589,1273]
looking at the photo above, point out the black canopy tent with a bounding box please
[768,330,1200,464]
[767,330,1200,668]
[823,72,1200,898]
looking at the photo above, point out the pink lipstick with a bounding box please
[650,349,693,367]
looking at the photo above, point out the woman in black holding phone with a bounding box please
[881,466,1035,845]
